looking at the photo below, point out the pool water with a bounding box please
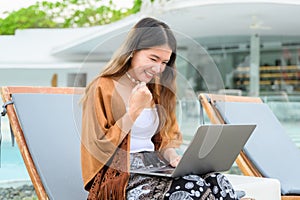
[0,141,30,186]
[0,115,31,187]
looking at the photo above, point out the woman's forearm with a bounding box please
[161,148,181,167]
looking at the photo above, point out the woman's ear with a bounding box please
[131,50,137,58]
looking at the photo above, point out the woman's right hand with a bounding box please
[128,82,153,121]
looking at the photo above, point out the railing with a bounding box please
[177,97,300,148]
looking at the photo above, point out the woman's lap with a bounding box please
[126,173,172,200]
[127,152,238,200]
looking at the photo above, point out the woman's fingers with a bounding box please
[132,82,152,100]
[170,156,181,167]
[129,82,153,115]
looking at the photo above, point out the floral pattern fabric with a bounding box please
[126,152,239,200]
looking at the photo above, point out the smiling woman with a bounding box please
[128,46,171,83]
[80,17,241,200]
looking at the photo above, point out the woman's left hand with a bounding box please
[169,155,181,167]
[162,148,182,167]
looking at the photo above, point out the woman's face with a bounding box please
[129,45,172,83]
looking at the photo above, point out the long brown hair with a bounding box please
[84,17,178,142]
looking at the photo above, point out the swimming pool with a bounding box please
[0,142,30,184]
[0,115,30,188]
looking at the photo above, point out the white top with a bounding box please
[130,107,159,153]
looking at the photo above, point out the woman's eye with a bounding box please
[150,58,157,62]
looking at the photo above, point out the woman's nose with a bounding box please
[151,64,161,73]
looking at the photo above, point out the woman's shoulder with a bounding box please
[93,76,115,88]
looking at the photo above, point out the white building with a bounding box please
[1,0,300,95]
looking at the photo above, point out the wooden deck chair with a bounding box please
[199,93,300,200]
[1,86,88,200]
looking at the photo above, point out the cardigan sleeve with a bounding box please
[81,77,132,189]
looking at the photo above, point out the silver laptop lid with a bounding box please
[130,124,256,178]
[172,124,256,177]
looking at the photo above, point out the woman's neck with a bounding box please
[125,72,141,85]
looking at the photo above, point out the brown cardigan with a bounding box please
[81,76,182,199]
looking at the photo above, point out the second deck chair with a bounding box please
[199,93,300,200]
[1,86,88,200]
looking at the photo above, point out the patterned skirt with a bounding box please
[126,151,239,200]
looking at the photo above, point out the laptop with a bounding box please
[130,124,256,177]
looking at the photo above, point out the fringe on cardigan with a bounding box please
[87,137,130,200]
[87,160,130,200]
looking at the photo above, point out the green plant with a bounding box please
[0,0,143,35]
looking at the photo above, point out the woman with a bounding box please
[81,17,239,200]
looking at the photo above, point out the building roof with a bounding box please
[52,0,300,58]
[1,0,300,68]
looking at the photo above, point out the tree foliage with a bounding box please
[0,4,56,35]
[0,0,142,35]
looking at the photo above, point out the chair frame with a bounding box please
[1,86,84,200]
[199,93,299,200]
